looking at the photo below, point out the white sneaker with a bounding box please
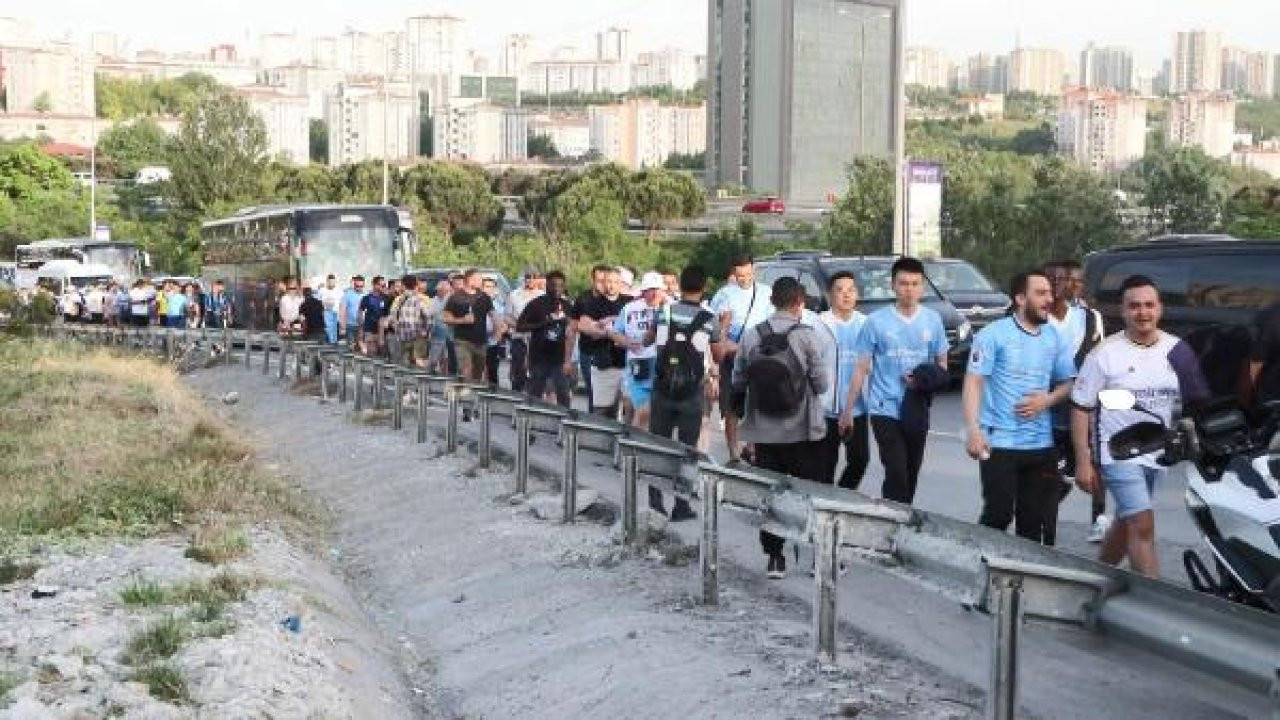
[1087,515,1111,543]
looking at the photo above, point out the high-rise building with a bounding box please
[588,98,706,169]
[596,27,631,64]
[90,32,122,59]
[334,30,388,75]
[1079,44,1134,92]
[499,34,532,78]
[1166,92,1237,158]
[1008,48,1066,95]
[632,48,700,90]
[957,53,1007,94]
[0,42,95,116]
[1056,88,1147,173]
[524,58,629,95]
[325,82,416,166]
[210,44,237,63]
[258,33,302,69]
[1274,55,1280,98]
[905,47,950,90]
[262,64,345,119]
[529,113,591,158]
[406,14,463,112]
[1172,30,1223,93]
[312,36,338,69]
[1221,46,1251,95]
[236,86,310,164]
[1245,51,1275,98]
[383,32,410,78]
[707,0,902,204]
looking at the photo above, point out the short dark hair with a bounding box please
[891,256,925,279]
[546,270,566,284]
[1009,270,1048,299]
[351,275,365,282]
[827,270,856,290]
[730,254,754,270]
[1120,274,1158,296]
[771,276,805,309]
[402,275,418,290]
[371,275,385,285]
[591,264,611,276]
[464,268,480,280]
[679,265,708,293]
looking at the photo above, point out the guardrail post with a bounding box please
[223,329,233,365]
[622,453,639,543]
[353,358,366,412]
[371,363,386,410]
[515,414,531,495]
[319,352,333,401]
[263,336,275,375]
[562,425,579,523]
[416,375,430,444]
[392,371,405,430]
[700,471,720,606]
[814,510,840,666]
[479,395,493,468]
[279,340,291,380]
[988,575,1022,720]
[244,333,254,368]
[340,354,351,403]
[445,386,460,453]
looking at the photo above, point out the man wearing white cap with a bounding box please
[609,272,666,429]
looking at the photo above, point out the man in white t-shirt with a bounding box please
[1070,274,1210,578]
[84,284,107,324]
[609,272,665,429]
[318,274,344,344]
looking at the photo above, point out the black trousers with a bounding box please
[978,447,1060,544]
[818,416,870,489]
[870,416,928,505]
[648,392,703,511]
[485,344,505,386]
[509,338,529,392]
[754,440,824,556]
[527,361,571,408]
[1053,429,1105,522]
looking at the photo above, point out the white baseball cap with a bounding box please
[639,272,665,292]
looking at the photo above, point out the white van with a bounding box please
[35,260,116,296]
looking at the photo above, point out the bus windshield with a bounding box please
[297,209,399,282]
[16,244,82,268]
[82,245,144,279]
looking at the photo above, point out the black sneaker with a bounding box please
[670,500,697,522]
[767,553,786,580]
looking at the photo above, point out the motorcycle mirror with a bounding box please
[1098,388,1138,411]
[1109,421,1167,460]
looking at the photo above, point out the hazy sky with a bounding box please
[12,0,1279,70]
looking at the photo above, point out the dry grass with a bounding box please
[0,339,309,540]
[185,522,250,565]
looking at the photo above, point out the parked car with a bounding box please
[1083,235,1280,339]
[754,251,973,377]
[742,196,786,214]
[923,258,1010,334]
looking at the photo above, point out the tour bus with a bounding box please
[14,239,149,290]
[200,204,414,331]
[35,259,116,297]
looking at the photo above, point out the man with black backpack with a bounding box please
[733,277,829,579]
[648,265,724,520]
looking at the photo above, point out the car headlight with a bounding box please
[956,321,972,342]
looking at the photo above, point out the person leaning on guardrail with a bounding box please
[1070,274,1211,578]
[733,276,830,579]
[963,270,1077,546]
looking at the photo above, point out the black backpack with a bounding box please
[655,310,714,401]
[746,322,807,416]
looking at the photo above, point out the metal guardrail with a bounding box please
[36,324,1280,718]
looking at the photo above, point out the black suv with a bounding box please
[754,251,973,376]
[1083,236,1280,338]
[923,258,1010,335]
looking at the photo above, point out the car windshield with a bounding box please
[824,262,941,302]
[925,261,997,294]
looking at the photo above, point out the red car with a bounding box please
[741,196,786,214]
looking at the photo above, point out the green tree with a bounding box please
[1010,123,1057,155]
[401,161,502,239]
[527,134,560,159]
[0,142,76,199]
[1224,186,1280,239]
[663,151,705,170]
[1140,148,1231,234]
[96,73,221,119]
[33,91,53,113]
[626,168,705,243]
[96,118,170,178]
[168,90,269,215]
[309,119,329,165]
[551,177,627,252]
[823,156,894,255]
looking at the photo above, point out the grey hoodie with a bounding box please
[732,312,829,445]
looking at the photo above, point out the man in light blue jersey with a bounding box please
[963,270,1077,544]
[338,275,366,348]
[813,271,869,488]
[709,255,774,460]
[841,257,950,505]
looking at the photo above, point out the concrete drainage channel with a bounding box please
[42,325,1280,719]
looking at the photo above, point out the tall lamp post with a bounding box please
[891,0,907,256]
[89,116,98,238]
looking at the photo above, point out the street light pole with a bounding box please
[891,0,908,256]
[382,78,390,206]
[89,116,97,238]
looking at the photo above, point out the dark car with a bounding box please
[754,251,974,377]
[923,258,1010,334]
[1083,236,1280,338]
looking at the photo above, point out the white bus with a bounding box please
[14,239,149,290]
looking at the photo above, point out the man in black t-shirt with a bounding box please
[576,267,632,418]
[518,270,573,407]
[358,276,390,357]
[444,269,496,381]
[299,287,327,342]
[569,266,609,410]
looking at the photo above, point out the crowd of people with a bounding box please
[44,256,1280,583]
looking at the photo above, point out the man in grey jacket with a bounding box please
[733,277,830,578]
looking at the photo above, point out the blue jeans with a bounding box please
[1102,463,1165,519]
[324,310,338,344]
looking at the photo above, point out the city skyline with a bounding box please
[8,0,1280,70]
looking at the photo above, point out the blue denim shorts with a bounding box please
[1102,463,1166,519]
